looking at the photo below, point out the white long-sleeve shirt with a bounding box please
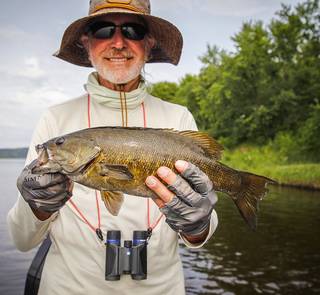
[7,79,218,295]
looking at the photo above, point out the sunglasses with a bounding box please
[87,21,148,41]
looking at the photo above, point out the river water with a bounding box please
[0,159,319,294]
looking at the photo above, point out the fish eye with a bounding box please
[35,144,44,152]
[55,137,65,145]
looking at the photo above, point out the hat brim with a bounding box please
[54,9,183,67]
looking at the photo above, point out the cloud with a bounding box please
[1,82,69,109]
[153,0,278,17]
[15,86,69,106]
[0,126,35,148]
[0,26,30,41]
[0,84,69,148]
[200,0,268,17]
[17,57,45,79]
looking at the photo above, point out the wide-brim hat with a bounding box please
[54,0,183,67]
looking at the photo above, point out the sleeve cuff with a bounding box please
[179,209,218,248]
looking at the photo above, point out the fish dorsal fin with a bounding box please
[178,130,223,160]
[100,191,124,216]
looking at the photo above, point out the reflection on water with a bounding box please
[180,186,320,294]
[1,159,320,294]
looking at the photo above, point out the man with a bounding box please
[7,1,218,294]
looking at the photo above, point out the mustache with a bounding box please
[104,49,134,59]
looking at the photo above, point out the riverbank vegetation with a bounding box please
[150,0,320,188]
[222,145,320,189]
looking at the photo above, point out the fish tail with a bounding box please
[231,172,275,230]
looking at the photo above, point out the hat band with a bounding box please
[93,3,146,14]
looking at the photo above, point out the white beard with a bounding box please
[90,56,144,85]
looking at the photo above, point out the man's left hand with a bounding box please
[145,160,217,242]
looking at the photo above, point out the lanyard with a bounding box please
[69,93,163,242]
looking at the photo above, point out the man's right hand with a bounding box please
[17,159,73,219]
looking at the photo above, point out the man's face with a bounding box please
[85,14,147,85]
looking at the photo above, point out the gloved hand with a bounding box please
[146,161,217,237]
[17,159,73,213]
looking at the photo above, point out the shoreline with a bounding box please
[273,182,320,191]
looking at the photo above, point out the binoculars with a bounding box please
[105,230,148,281]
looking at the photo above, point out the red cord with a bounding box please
[87,94,91,128]
[69,192,100,233]
[141,102,147,128]
[147,197,164,230]
[147,196,151,228]
[95,190,101,229]
[142,102,164,230]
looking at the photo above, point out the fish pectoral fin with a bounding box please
[100,191,124,216]
[99,163,133,180]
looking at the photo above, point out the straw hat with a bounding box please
[54,0,183,67]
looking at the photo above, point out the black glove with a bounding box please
[160,163,217,236]
[17,159,73,213]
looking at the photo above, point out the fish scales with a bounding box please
[33,126,275,230]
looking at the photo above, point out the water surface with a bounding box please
[0,159,36,294]
[181,185,320,294]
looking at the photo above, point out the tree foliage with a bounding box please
[149,81,181,104]
[151,0,319,162]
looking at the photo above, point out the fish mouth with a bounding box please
[32,146,61,174]
[32,160,61,174]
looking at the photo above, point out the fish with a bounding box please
[32,126,275,230]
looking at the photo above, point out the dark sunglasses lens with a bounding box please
[92,26,115,39]
[89,22,115,39]
[121,23,147,40]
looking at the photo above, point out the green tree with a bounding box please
[198,0,320,151]
[269,0,320,133]
[297,103,320,161]
[175,74,208,128]
[198,22,276,145]
[149,81,181,104]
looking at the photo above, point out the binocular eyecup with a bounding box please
[105,230,148,281]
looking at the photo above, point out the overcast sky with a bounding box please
[0,0,302,148]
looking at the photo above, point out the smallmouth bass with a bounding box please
[33,127,274,230]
